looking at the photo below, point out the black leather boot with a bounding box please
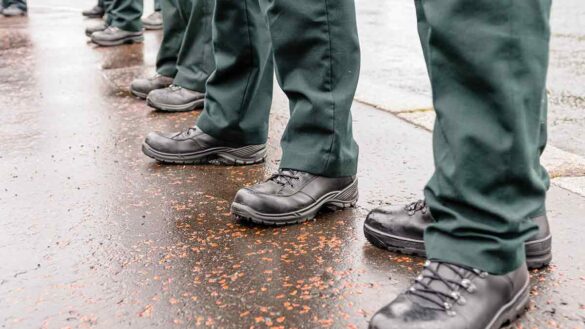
[82,5,105,18]
[2,4,26,17]
[364,200,552,269]
[142,11,163,30]
[130,74,174,99]
[85,22,108,37]
[369,261,530,329]
[146,85,205,112]
[231,170,358,225]
[142,126,267,165]
[91,27,144,47]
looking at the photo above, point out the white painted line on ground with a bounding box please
[366,108,585,197]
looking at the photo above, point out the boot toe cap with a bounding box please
[365,206,402,231]
[144,131,171,151]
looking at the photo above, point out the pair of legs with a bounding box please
[143,0,361,223]
[88,0,149,46]
[85,0,160,26]
[144,0,552,326]
[105,0,163,31]
[367,0,552,327]
[130,0,214,112]
[105,0,143,32]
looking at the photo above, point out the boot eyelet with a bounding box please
[461,279,476,293]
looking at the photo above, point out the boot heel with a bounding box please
[324,179,359,210]
[525,235,552,269]
[218,145,267,165]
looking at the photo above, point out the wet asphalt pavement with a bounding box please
[0,1,584,329]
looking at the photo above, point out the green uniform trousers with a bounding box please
[105,0,161,31]
[417,0,552,274]
[196,0,360,177]
[3,0,26,10]
[98,0,112,9]
[108,0,143,32]
[156,0,214,92]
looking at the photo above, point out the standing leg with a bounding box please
[195,0,274,145]
[156,0,188,78]
[146,0,215,112]
[363,0,552,269]
[129,0,184,99]
[263,0,360,177]
[109,0,143,32]
[92,0,144,46]
[421,0,551,275]
[228,0,360,225]
[172,0,215,93]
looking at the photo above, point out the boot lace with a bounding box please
[405,199,427,216]
[406,260,487,316]
[149,73,162,80]
[268,169,300,188]
[174,127,197,139]
[104,26,119,33]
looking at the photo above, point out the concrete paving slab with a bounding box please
[398,110,585,187]
[554,176,585,196]
[356,0,585,161]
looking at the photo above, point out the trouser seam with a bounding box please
[322,0,336,172]
[236,0,256,124]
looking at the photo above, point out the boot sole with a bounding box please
[142,142,266,165]
[485,279,530,329]
[146,97,204,112]
[2,12,27,16]
[144,24,163,30]
[231,179,359,226]
[364,224,552,270]
[130,88,148,100]
[82,13,104,18]
[91,35,144,47]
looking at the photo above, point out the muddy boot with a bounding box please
[369,261,530,329]
[146,85,205,112]
[85,21,108,37]
[130,74,173,99]
[2,4,26,17]
[142,11,162,30]
[82,5,105,18]
[142,126,267,165]
[231,170,358,226]
[91,26,144,47]
[363,200,553,269]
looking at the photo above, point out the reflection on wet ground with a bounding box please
[0,4,584,329]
